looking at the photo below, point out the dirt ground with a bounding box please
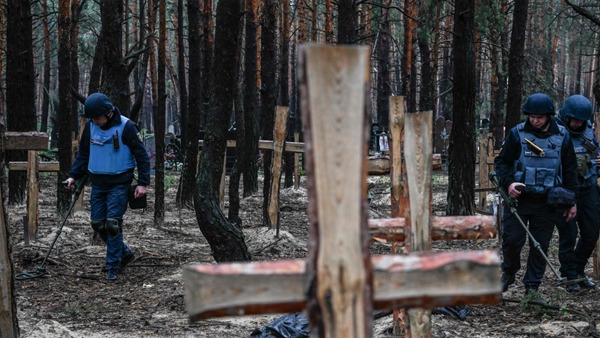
[7,169,600,337]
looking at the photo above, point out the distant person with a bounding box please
[555,95,599,291]
[65,93,150,282]
[494,93,578,300]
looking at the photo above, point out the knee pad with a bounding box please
[91,220,107,234]
[106,218,122,237]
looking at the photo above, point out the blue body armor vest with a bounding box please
[88,116,136,175]
[514,122,566,195]
[571,125,598,188]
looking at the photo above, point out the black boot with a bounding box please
[578,274,596,288]
[501,273,515,292]
[524,287,547,305]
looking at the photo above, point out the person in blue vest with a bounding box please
[65,93,150,282]
[494,93,578,300]
[555,95,599,292]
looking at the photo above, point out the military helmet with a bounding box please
[84,93,114,118]
[522,93,555,116]
[559,95,592,121]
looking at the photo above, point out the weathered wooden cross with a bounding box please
[183,45,500,337]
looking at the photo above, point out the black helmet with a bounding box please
[559,95,592,121]
[84,93,114,118]
[522,93,555,116]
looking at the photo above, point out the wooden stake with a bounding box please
[26,150,39,241]
[268,106,289,233]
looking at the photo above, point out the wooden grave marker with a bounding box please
[184,45,500,337]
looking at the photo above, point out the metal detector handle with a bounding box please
[61,175,88,196]
[489,171,518,208]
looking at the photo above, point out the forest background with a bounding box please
[2,0,600,335]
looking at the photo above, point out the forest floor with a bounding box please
[7,168,600,337]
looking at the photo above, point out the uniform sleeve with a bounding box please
[493,128,521,190]
[560,133,578,192]
[69,122,91,180]
[122,120,151,186]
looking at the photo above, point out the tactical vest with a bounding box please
[88,116,135,175]
[514,122,566,195]
[571,125,598,188]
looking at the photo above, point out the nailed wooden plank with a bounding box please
[5,131,49,150]
[8,161,60,172]
[301,44,372,337]
[183,250,501,320]
[198,139,305,153]
[369,215,497,242]
[26,151,39,240]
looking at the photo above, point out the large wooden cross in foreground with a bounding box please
[184,45,500,337]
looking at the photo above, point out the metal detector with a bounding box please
[489,171,584,285]
[16,175,88,280]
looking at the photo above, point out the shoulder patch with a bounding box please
[137,132,143,142]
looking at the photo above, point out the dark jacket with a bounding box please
[494,118,578,196]
[69,109,151,188]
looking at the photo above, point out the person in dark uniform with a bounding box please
[65,93,151,282]
[494,93,578,299]
[555,95,599,292]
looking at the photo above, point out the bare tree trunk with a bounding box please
[261,0,278,227]
[154,0,166,227]
[41,0,51,133]
[376,0,391,130]
[7,0,36,205]
[56,0,73,215]
[337,0,356,44]
[447,0,476,216]
[403,0,418,112]
[281,0,294,188]
[242,0,259,197]
[200,0,214,129]
[179,0,201,208]
[505,0,529,131]
[194,0,250,262]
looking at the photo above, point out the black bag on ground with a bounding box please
[128,185,147,209]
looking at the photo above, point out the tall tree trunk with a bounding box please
[241,0,259,198]
[281,0,294,188]
[505,0,529,131]
[176,0,188,149]
[194,0,250,262]
[7,0,36,204]
[70,0,81,131]
[40,0,51,133]
[447,0,476,216]
[417,0,434,112]
[130,0,149,125]
[489,0,509,149]
[200,0,214,129]
[337,0,356,44]
[261,0,278,227]
[403,0,418,112]
[56,0,73,215]
[179,0,201,208]
[100,0,129,115]
[154,0,166,227]
[376,0,391,130]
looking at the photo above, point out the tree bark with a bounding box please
[281,0,294,188]
[375,0,391,130]
[447,0,476,216]
[154,0,166,227]
[505,0,529,131]
[56,0,73,215]
[7,0,36,205]
[242,0,259,198]
[193,0,250,262]
[178,0,201,208]
[337,0,357,44]
[261,0,278,227]
[40,0,51,133]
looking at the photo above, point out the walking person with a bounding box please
[555,95,599,292]
[65,93,151,281]
[494,93,578,299]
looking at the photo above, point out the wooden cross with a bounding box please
[183,45,500,337]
